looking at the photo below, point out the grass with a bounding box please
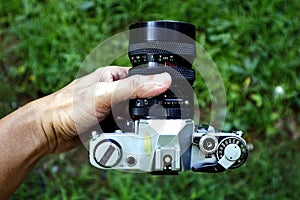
[1,0,299,199]
[12,139,300,200]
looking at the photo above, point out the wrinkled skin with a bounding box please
[0,66,171,199]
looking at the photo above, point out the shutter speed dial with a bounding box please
[217,137,248,168]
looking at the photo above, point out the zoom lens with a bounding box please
[128,20,196,119]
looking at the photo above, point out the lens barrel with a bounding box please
[128,21,196,119]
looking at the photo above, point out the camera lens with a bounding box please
[128,20,196,119]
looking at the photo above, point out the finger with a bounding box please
[93,72,171,120]
[111,72,172,104]
[101,66,130,82]
[112,66,129,80]
[75,66,129,86]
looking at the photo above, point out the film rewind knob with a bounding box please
[93,139,122,168]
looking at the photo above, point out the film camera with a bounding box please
[89,21,248,174]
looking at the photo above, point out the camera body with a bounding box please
[89,119,248,174]
[89,21,248,174]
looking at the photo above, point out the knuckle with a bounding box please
[130,74,143,87]
[129,74,145,98]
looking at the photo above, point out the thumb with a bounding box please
[111,72,172,104]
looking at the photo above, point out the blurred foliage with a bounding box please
[11,142,300,199]
[0,0,299,199]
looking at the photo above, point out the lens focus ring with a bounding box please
[129,65,195,84]
[129,41,196,57]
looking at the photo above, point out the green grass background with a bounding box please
[0,0,299,199]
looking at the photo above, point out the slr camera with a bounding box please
[89,21,248,175]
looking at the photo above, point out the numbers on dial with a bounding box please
[217,137,248,168]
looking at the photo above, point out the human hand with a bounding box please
[36,66,172,154]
